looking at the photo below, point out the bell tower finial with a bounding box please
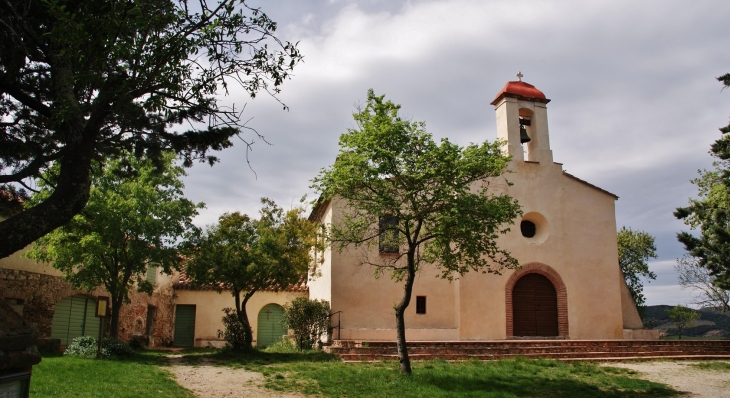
[516,71,523,82]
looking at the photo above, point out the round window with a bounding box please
[520,220,536,238]
[519,212,549,244]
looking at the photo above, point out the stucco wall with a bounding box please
[174,289,307,347]
[316,119,626,341]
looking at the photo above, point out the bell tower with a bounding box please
[491,73,553,163]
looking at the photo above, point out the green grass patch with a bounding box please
[208,350,678,397]
[30,351,194,398]
[689,361,730,371]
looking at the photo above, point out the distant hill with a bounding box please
[644,305,730,338]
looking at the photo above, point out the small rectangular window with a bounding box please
[416,296,426,314]
[379,216,399,253]
[146,265,157,284]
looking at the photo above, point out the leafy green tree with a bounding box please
[26,152,202,338]
[311,90,522,374]
[0,0,302,259]
[675,74,730,290]
[666,305,700,340]
[617,226,658,318]
[282,297,331,351]
[184,199,321,351]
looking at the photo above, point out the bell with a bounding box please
[519,124,531,144]
[519,118,531,144]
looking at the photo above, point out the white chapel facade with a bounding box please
[308,78,651,341]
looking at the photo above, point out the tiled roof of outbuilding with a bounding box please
[173,269,308,293]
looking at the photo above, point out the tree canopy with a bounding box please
[311,90,521,374]
[0,0,302,258]
[617,226,657,317]
[25,152,202,338]
[184,199,320,350]
[675,73,730,290]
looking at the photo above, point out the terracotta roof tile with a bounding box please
[491,81,550,106]
[173,269,308,293]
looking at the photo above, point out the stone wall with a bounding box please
[115,283,175,347]
[0,268,174,346]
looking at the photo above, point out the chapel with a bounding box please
[307,77,653,341]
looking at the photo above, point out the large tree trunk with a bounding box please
[109,294,124,340]
[0,142,93,259]
[395,255,417,375]
[234,289,256,350]
[0,42,95,259]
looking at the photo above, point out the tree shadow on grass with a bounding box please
[414,373,680,398]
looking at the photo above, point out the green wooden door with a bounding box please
[257,304,286,348]
[51,295,100,346]
[173,305,196,347]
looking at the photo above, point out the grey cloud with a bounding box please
[181,0,730,304]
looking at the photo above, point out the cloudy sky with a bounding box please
[180,0,730,306]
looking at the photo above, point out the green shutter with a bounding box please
[256,304,286,348]
[146,265,157,284]
[173,305,196,347]
[51,295,101,346]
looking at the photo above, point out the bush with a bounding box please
[221,307,249,351]
[64,336,134,359]
[263,337,299,353]
[283,298,331,351]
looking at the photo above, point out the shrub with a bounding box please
[64,336,135,359]
[263,337,299,353]
[221,307,249,351]
[283,298,331,351]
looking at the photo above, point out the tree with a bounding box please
[310,90,522,374]
[282,297,331,351]
[617,226,658,318]
[0,0,302,259]
[184,199,320,351]
[675,74,730,290]
[666,305,700,340]
[675,255,730,312]
[25,152,202,338]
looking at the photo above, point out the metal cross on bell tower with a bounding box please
[516,71,523,82]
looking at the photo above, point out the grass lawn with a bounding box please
[30,351,195,398]
[31,347,681,397]
[214,349,680,397]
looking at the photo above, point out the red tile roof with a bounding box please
[174,269,308,293]
[491,81,550,106]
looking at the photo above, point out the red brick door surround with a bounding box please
[505,263,569,338]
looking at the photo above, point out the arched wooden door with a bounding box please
[257,304,286,348]
[512,273,559,337]
[51,295,100,346]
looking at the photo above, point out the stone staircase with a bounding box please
[325,340,730,362]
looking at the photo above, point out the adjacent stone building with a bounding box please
[0,231,177,348]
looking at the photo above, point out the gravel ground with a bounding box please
[166,355,305,398]
[604,361,730,397]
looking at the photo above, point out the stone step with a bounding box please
[338,350,692,362]
[328,339,730,361]
[332,347,723,356]
[341,354,730,363]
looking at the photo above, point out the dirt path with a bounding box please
[604,361,730,397]
[166,355,306,398]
